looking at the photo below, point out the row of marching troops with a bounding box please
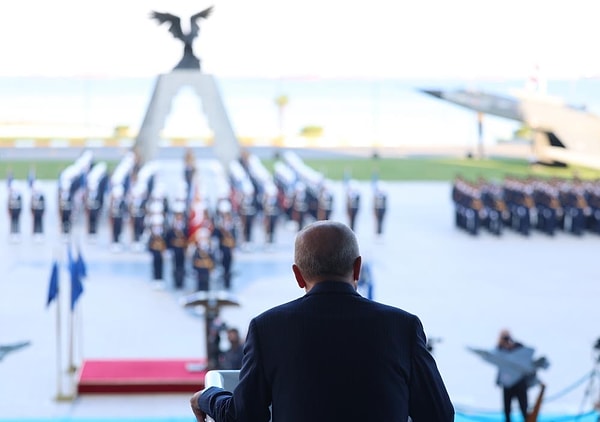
[6,178,46,242]
[452,174,600,237]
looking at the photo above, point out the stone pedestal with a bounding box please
[135,71,240,168]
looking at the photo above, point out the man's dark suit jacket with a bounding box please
[199,281,454,421]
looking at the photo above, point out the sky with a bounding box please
[0,0,598,80]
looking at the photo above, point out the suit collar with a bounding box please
[305,281,359,297]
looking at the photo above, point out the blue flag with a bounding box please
[76,247,87,279]
[27,167,36,188]
[46,261,59,308]
[68,246,84,311]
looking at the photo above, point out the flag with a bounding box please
[76,247,87,279]
[68,246,84,311]
[46,261,59,308]
[27,167,36,188]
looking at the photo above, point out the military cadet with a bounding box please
[480,179,506,236]
[560,178,588,236]
[192,228,215,291]
[346,181,361,232]
[213,210,236,290]
[58,188,72,237]
[317,185,334,221]
[85,187,102,239]
[109,185,128,251]
[262,184,279,246]
[586,179,600,234]
[165,205,188,289]
[7,184,23,241]
[292,181,309,231]
[129,186,148,251]
[238,184,257,248]
[148,214,167,287]
[373,182,387,236]
[30,182,45,240]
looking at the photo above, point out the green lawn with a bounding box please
[264,157,600,182]
[2,156,599,182]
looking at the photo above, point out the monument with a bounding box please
[135,6,240,168]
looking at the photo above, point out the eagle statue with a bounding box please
[150,6,214,70]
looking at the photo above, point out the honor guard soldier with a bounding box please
[317,185,334,221]
[148,214,166,287]
[85,187,102,239]
[239,185,257,247]
[192,228,215,291]
[129,186,147,251]
[109,185,127,251]
[292,181,309,231]
[30,182,45,241]
[58,188,72,237]
[213,207,236,290]
[373,182,387,236]
[166,205,188,289]
[346,181,361,231]
[262,184,280,246]
[7,184,23,241]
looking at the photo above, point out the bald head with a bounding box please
[293,221,360,285]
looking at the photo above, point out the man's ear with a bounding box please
[292,264,306,289]
[353,256,362,282]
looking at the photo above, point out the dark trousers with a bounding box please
[172,250,185,288]
[196,269,210,291]
[502,378,528,422]
[88,210,98,234]
[10,215,20,234]
[151,252,163,280]
[33,212,43,234]
[112,217,123,243]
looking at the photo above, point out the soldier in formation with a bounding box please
[7,184,22,241]
[148,214,167,286]
[30,182,45,240]
[452,174,600,237]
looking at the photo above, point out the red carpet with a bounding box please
[77,359,207,394]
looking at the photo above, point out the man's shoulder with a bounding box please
[254,296,416,321]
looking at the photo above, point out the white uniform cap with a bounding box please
[172,201,186,214]
[151,214,164,225]
[218,199,232,213]
[112,185,124,198]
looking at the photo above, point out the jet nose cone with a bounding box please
[420,89,443,99]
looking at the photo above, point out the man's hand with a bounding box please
[190,390,207,422]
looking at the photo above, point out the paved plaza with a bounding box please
[1,154,600,420]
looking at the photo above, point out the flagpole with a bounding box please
[54,246,73,402]
[54,252,64,400]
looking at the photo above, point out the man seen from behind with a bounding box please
[190,220,454,422]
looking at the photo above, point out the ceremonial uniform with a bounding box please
[8,188,22,236]
[85,189,102,236]
[58,190,72,235]
[130,194,147,246]
[346,184,360,232]
[166,213,188,289]
[239,194,257,245]
[262,190,279,245]
[373,185,387,236]
[213,219,236,290]
[192,233,215,291]
[148,219,166,282]
[30,184,45,236]
[317,188,334,221]
[292,182,309,231]
[109,187,127,249]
